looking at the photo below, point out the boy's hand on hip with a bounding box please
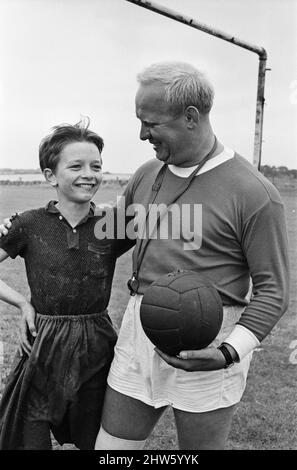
[19,302,37,356]
[155,346,226,371]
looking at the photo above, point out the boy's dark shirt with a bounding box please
[0,200,133,316]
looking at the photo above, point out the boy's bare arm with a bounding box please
[0,248,36,355]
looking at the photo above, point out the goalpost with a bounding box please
[125,0,268,170]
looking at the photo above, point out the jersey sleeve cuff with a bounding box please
[223,324,260,361]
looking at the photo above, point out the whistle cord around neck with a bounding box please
[128,135,218,295]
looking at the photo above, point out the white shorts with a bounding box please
[108,294,253,413]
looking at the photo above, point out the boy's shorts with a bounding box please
[0,311,117,450]
[108,295,253,412]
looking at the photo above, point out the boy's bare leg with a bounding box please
[97,385,166,443]
[173,405,236,450]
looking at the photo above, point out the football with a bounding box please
[140,270,223,356]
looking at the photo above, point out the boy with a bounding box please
[0,119,132,449]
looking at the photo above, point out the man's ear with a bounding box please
[43,168,58,187]
[185,106,200,128]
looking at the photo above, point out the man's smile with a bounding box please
[150,140,162,151]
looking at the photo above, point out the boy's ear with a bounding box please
[43,168,58,187]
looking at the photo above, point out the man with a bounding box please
[94,62,289,450]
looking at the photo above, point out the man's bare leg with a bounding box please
[173,404,236,450]
[95,385,166,449]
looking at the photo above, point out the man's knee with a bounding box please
[95,426,146,450]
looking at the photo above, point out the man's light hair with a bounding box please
[137,62,214,115]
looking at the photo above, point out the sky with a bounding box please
[0,0,296,172]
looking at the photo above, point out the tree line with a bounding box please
[260,165,297,179]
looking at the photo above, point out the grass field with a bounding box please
[0,182,296,450]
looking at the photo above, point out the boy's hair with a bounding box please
[39,117,104,172]
[137,61,214,115]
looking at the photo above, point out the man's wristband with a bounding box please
[217,343,237,369]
